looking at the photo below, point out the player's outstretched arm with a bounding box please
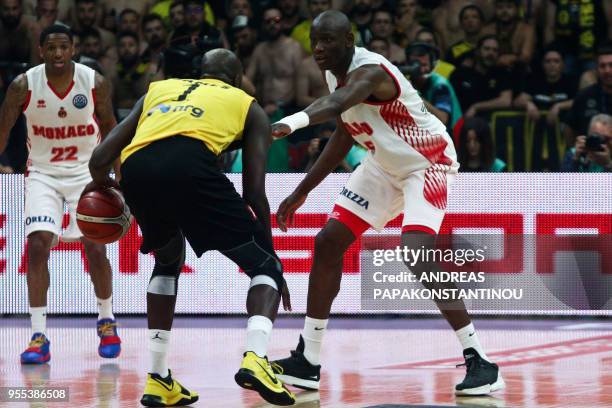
[93,72,120,177]
[276,118,354,232]
[271,65,388,139]
[88,96,144,187]
[0,74,28,154]
[242,101,273,243]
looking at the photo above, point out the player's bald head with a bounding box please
[200,48,243,87]
[312,10,351,35]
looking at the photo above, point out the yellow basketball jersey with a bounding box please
[120,78,254,162]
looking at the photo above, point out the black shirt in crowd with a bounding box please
[564,84,612,135]
[521,74,578,110]
[450,66,513,112]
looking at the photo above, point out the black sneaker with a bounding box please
[270,335,321,390]
[455,348,505,395]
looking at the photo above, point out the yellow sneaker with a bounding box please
[140,370,198,407]
[235,351,296,406]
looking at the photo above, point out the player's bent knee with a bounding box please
[27,232,54,260]
[221,239,285,292]
[249,274,278,291]
[314,229,345,260]
[147,233,186,296]
[82,241,107,261]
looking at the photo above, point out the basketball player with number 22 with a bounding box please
[0,25,122,364]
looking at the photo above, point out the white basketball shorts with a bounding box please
[24,170,91,245]
[331,155,456,236]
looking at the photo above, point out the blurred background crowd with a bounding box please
[0,0,611,174]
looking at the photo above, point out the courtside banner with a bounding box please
[0,173,611,315]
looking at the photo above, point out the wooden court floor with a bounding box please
[0,317,611,407]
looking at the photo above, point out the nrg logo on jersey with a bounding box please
[147,103,204,118]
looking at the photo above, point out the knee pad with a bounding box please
[147,232,186,296]
[221,239,284,291]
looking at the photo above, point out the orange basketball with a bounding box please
[76,187,131,244]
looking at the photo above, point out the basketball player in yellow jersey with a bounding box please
[85,49,296,407]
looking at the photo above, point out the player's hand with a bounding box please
[587,144,612,168]
[82,174,121,197]
[526,102,540,122]
[574,135,586,159]
[280,279,292,311]
[271,123,292,139]
[546,103,561,125]
[276,191,307,232]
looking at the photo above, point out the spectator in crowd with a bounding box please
[0,0,40,68]
[301,123,360,172]
[458,117,507,172]
[73,0,115,54]
[367,36,390,59]
[118,8,141,35]
[79,28,114,75]
[544,0,611,75]
[112,31,159,119]
[415,27,455,79]
[433,0,492,53]
[72,30,104,73]
[483,0,535,71]
[23,0,70,23]
[168,0,184,31]
[35,0,59,29]
[230,16,257,70]
[394,0,423,49]
[405,42,462,130]
[150,0,214,31]
[350,0,374,45]
[171,0,227,48]
[279,0,302,36]
[227,0,253,21]
[296,55,328,109]
[514,47,577,125]
[100,0,151,27]
[291,0,331,55]
[563,43,612,142]
[450,35,513,118]
[141,13,167,65]
[247,6,302,116]
[445,4,484,67]
[370,9,405,64]
[561,114,612,172]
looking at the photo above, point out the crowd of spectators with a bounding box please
[1,0,611,173]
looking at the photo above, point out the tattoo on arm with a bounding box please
[94,72,117,138]
[0,74,28,153]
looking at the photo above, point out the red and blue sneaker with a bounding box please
[97,318,121,359]
[20,333,50,364]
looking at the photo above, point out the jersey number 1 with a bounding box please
[50,146,78,162]
[175,81,202,101]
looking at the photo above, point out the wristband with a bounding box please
[275,111,310,133]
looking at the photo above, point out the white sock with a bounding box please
[455,323,490,362]
[246,315,273,358]
[302,316,328,365]
[148,329,170,377]
[30,306,47,335]
[97,296,114,320]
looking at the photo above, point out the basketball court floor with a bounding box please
[0,316,611,407]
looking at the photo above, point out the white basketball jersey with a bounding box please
[23,63,100,177]
[325,47,458,177]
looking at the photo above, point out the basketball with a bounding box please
[76,187,131,244]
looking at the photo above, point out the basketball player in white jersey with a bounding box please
[270,11,504,396]
[0,25,122,363]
